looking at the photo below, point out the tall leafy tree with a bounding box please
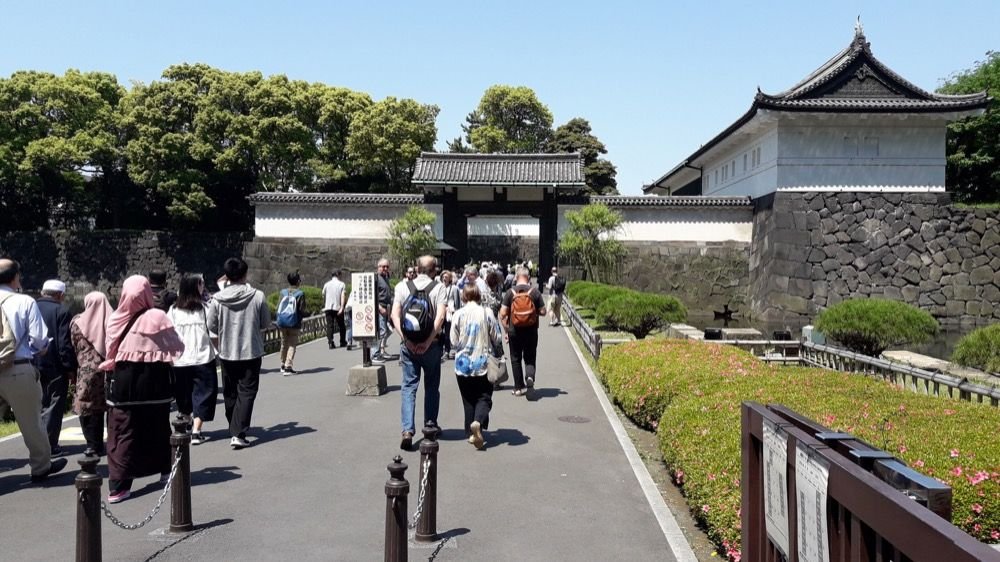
[557,203,626,283]
[347,97,439,192]
[546,118,618,195]
[386,205,437,267]
[939,51,1000,203]
[460,85,553,153]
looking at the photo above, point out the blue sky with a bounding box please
[1,1,996,194]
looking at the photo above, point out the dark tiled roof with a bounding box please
[592,195,752,208]
[412,153,585,187]
[248,192,424,206]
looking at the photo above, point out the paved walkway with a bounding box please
[0,324,693,561]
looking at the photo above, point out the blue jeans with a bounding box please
[375,313,389,356]
[399,341,443,434]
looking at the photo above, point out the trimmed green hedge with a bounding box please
[953,323,1000,374]
[266,286,325,317]
[572,284,630,310]
[598,339,1000,559]
[815,298,939,356]
[596,292,687,340]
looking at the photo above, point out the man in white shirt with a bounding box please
[0,258,67,482]
[391,255,447,450]
[322,270,347,349]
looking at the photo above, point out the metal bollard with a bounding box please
[414,424,440,543]
[169,417,193,533]
[75,456,102,562]
[384,455,409,562]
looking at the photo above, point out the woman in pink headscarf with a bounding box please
[70,291,113,457]
[101,275,184,504]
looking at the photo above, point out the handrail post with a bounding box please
[75,456,102,562]
[414,424,440,543]
[169,417,193,533]
[385,456,409,562]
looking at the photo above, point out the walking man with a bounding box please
[391,255,447,450]
[546,267,566,326]
[35,279,77,455]
[0,259,67,481]
[499,267,546,398]
[373,258,393,362]
[208,258,271,449]
[322,270,347,349]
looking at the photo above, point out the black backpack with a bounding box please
[552,275,566,294]
[401,280,438,343]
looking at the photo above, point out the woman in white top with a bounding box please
[168,275,218,445]
[449,284,503,450]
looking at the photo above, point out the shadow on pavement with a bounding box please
[0,456,28,473]
[384,385,401,393]
[287,367,330,375]
[250,421,317,446]
[191,465,242,487]
[526,387,567,402]
[486,428,530,448]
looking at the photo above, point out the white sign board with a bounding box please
[796,442,831,562]
[763,420,790,557]
[351,272,377,339]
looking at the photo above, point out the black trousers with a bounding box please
[325,310,347,347]
[39,370,68,448]
[171,366,194,416]
[508,329,539,390]
[79,413,105,455]
[221,358,261,439]
[455,375,493,432]
[440,321,452,353]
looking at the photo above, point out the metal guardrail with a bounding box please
[800,341,1000,407]
[261,314,327,354]
[562,299,603,359]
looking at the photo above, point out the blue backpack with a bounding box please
[401,280,438,342]
[276,289,303,328]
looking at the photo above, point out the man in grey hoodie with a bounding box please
[208,257,271,449]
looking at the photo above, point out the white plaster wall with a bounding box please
[702,127,779,198]
[557,205,752,242]
[255,203,443,239]
[468,216,539,236]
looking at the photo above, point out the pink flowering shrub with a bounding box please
[598,339,1000,561]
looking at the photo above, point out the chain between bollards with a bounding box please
[169,416,193,533]
[414,424,440,543]
[384,455,409,562]
[75,455,103,562]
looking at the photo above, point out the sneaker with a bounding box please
[279,366,288,375]
[328,342,335,349]
[526,376,535,388]
[371,356,386,365]
[230,436,251,449]
[470,421,485,450]
[284,367,297,376]
[107,489,130,504]
[50,446,65,458]
[190,433,208,445]
[346,344,354,351]
[400,431,414,451]
[30,457,68,483]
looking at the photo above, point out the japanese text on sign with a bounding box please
[351,272,377,339]
[796,442,831,562]
[763,419,790,558]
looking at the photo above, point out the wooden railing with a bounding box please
[261,314,328,354]
[562,299,603,359]
[742,402,998,562]
[801,341,1000,407]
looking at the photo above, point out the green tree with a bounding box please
[939,51,1000,203]
[546,118,618,194]
[558,203,626,283]
[386,206,437,267]
[460,85,553,153]
[347,97,439,192]
[814,299,939,357]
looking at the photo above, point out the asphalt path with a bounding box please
[0,323,687,561]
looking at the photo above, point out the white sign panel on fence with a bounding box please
[351,272,377,339]
[763,419,790,558]
[796,442,831,562]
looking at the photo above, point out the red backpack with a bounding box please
[509,288,538,328]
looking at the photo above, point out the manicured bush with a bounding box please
[598,339,1000,559]
[596,292,686,340]
[266,285,325,317]
[572,284,631,310]
[952,323,1000,373]
[815,298,939,357]
[565,280,599,301]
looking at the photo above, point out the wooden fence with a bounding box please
[562,299,603,359]
[742,401,999,561]
[261,314,328,354]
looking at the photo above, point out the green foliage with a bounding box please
[939,51,1000,203]
[815,298,939,357]
[565,280,601,302]
[386,206,437,268]
[545,118,617,195]
[571,283,630,310]
[596,292,686,339]
[347,97,439,192]
[952,323,1000,373]
[598,339,1000,558]
[460,85,553,153]
[266,285,325,317]
[558,203,626,283]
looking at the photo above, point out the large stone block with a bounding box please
[970,265,994,286]
[346,365,388,396]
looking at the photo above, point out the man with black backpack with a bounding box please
[499,267,547,398]
[546,267,566,327]
[391,255,447,450]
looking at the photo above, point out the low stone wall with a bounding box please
[0,230,249,299]
[242,237,390,295]
[751,192,1000,324]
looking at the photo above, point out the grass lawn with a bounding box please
[1,420,19,438]
[954,201,1000,210]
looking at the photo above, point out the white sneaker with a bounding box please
[230,436,251,449]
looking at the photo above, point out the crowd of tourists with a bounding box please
[0,252,568,505]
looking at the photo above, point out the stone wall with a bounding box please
[0,230,250,300]
[467,235,540,267]
[242,237,391,295]
[750,192,1000,324]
